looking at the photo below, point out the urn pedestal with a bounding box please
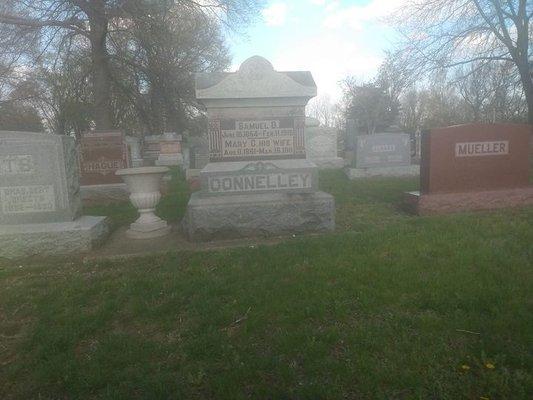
[116,167,171,239]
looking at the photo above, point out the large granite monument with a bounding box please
[0,131,108,258]
[404,123,533,214]
[184,56,335,240]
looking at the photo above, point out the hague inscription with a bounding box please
[0,155,35,175]
[79,132,128,185]
[455,141,509,157]
[1,185,55,214]
[82,157,124,176]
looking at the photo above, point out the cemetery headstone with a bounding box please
[156,132,183,166]
[345,132,419,179]
[79,131,131,204]
[143,134,162,165]
[0,131,108,258]
[125,136,143,167]
[405,123,533,214]
[305,117,344,169]
[79,131,129,185]
[184,56,335,240]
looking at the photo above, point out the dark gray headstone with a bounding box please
[356,133,411,169]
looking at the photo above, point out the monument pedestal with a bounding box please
[404,187,533,215]
[184,159,334,240]
[1,216,109,259]
[185,191,334,241]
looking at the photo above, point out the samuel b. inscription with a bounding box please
[209,118,305,161]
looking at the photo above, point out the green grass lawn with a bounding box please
[1,171,532,399]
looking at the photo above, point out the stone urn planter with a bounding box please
[116,166,171,239]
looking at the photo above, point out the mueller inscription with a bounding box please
[455,141,509,157]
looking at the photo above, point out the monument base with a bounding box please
[0,216,109,259]
[346,165,419,179]
[184,191,335,241]
[310,157,345,169]
[404,187,533,215]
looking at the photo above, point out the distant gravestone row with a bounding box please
[1,56,531,259]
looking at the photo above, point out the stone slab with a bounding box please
[0,131,81,224]
[305,126,339,160]
[404,187,533,215]
[356,133,411,169]
[184,191,335,241]
[0,216,109,259]
[346,165,419,179]
[420,124,531,194]
[79,131,129,185]
[200,159,318,195]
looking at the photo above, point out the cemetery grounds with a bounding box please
[0,169,532,399]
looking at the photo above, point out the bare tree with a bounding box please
[0,0,262,131]
[307,95,335,127]
[342,77,399,135]
[393,0,533,123]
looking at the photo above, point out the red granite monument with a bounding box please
[405,123,533,215]
[79,131,129,185]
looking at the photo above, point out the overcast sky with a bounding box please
[227,0,405,101]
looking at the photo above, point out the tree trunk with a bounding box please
[87,4,113,131]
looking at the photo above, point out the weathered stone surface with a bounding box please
[184,191,335,241]
[356,133,411,169]
[346,165,419,179]
[156,132,183,167]
[404,187,533,215]
[200,159,318,195]
[0,216,108,259]
[0,131,82,224]
[79,131,129,185]
[125,136,143,167]
[196,56,316,103]
[305,121,343,169]
[197,56,316,162]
